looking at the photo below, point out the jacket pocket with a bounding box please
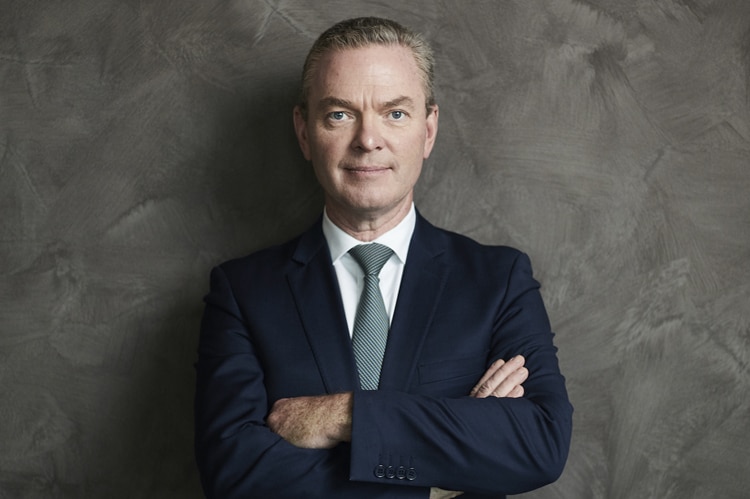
[418,354,486,385]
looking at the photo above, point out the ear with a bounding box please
[422,104,439,159]
[293,105,312,161]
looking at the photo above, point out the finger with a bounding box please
[488,366,528,398]
[470,359,505,397]
[505,384,525,399]
[472,356,526,398]
[472,359,513,398]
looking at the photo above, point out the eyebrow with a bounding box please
[319,97,355,110]
[382,96,415,109]
[318,96,416,111]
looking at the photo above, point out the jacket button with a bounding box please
[396,466,407,479]
[386,465,396,479]
[406,467,417,481]
[374,465,386,478]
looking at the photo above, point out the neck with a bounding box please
[326,200,412,242]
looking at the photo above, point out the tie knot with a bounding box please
[349,243,393,276]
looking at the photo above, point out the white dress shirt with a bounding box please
[322,205,416,337]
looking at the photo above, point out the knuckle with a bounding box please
[477,382,492,395]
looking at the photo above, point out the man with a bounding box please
[195,17,572,499]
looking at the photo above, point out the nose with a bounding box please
[351,115,384,152]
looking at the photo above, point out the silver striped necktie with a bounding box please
[349,243,394,390]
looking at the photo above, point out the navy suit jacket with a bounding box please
[195,213,572,498]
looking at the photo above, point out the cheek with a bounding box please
[311,132,347,160]
[309,141,344,182]
[407,135,429,167]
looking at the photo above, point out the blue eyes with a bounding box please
[326,111,407,122]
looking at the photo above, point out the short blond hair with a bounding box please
[298,17,436,119]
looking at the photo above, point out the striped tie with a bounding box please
[349,243,393,390]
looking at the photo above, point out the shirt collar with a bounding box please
[322,204,416,265]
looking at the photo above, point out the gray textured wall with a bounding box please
[2,1,749,498]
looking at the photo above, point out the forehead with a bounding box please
[309,45,426,104]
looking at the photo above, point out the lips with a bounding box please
[343,164,391,173]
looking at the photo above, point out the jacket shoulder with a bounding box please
[426,221,526,263]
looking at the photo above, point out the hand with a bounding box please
[267,393,353,449]
[430,356,527,497]
[470,355,527,399]
[430,487,464,498]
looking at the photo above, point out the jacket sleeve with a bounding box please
[348,252,573,496]
[194,265,430,499]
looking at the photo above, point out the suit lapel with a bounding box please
[379,214,450,391]
[286,221,360,394]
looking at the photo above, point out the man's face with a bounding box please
[294,44,438,223]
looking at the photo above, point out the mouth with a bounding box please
[343,164,391,174]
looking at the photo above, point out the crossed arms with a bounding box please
[267,356,529,499]
[267,355,528,448]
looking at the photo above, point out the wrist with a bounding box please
[328,392,353,443]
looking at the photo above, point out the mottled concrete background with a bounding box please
[2,0,749,497]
